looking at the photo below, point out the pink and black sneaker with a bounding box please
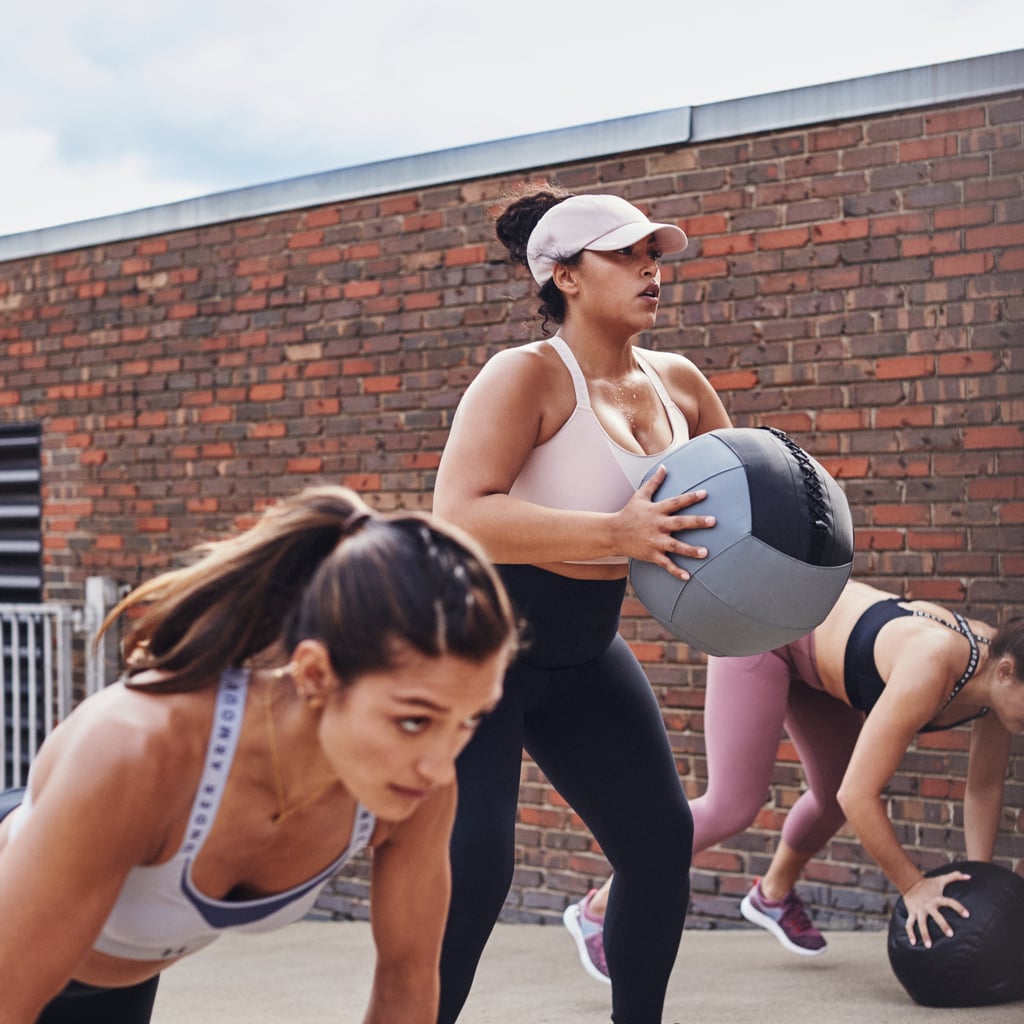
[740,878,827,956]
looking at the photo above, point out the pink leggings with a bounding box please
[691,633,865,857]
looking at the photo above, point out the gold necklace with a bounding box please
[262,682,336,826]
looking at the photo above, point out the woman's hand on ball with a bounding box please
[903,871,971,948]
[614,466,715,578]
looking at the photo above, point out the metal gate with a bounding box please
[1,604,74,789]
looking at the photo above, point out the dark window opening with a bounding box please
[0,422,42,604]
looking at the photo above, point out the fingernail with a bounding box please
[704,517,716,526]
[696,548,708,558]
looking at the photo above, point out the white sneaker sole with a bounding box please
[562,903,612,985]
[740,893,827,957]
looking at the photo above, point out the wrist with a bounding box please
[900,873,926,898]
[602,511,625,559]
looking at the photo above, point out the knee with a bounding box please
[615,801,693,879]
[690,791,762,850]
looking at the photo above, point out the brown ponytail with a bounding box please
[100,486,518,693]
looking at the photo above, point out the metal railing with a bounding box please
[1,604,74,789]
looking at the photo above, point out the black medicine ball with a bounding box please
[887,860,1024,1007]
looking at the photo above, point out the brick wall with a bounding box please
[2,88,1022,931]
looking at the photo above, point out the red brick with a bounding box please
[344,281,381,299]
[813,219,870,242]
[249,383,284,401]
[963,425,1023,449]
[936,350,1002,375]
[305,208,340,228]
[380,195,418,215]
[403,292,442,310]
[287,230,324,249]
[307,247,342,265]
[875,406,933,428]
[708,369,759,391]
[445,245,488,267]
[703,233,756,255]
[249,423,287,439]
[934,252,993,277]
[875,355,934,380]
[363,376,402,393]
[900,136,959,161]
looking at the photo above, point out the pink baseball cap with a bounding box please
[526,194,688,284]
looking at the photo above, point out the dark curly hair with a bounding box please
[495,183,577,333]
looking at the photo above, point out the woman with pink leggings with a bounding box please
[691,633,863,890]
[563,579,1024,974]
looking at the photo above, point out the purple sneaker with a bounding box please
[562,889,610,984]
[740,878,827,956]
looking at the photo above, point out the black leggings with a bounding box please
[36,978,161,1024]
[438,566,692,1024]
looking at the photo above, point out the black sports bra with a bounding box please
[843,598,990,732]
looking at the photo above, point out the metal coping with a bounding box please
[1,48,1021,263]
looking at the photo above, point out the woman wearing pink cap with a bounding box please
[433,184,731,1023]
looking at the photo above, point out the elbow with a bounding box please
[431,490,459,524]
[432,481,477,530]
[433,496,482,539]
[433,486,504,549]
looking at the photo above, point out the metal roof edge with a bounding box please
[1,48,1020,263]
[690,48,1024,142]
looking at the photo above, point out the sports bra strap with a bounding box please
[546,336,591,409]
[180,668,248,859]
[910,608,990,709]
[546,336,680,415]
[633,349,676,408]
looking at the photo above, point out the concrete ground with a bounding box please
[151,919,1024,1023]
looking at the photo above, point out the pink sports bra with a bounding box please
[508,336,691,565]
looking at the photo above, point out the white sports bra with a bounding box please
[9,668,375,961]
[508,336,691,564]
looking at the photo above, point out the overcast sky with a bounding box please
[2,0,1022,237]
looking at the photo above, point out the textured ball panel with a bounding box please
[628,427,854,656]
[631,539,852,656]
[716,428,854,568]
[887,861,1024,1007]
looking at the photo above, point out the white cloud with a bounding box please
[1,0,1021,235]
[0,125,208,234]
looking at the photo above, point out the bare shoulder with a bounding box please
[473,340,565,394]
[882,621,966,717]
[30,684,209,813]
[452,339,574,442]
[637,346,705,381]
